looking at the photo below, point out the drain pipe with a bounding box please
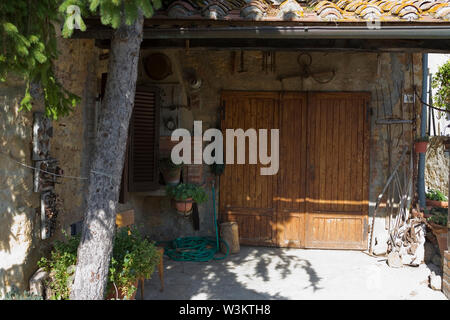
[418,53,428,209]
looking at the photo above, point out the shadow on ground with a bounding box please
[142,246,322,300]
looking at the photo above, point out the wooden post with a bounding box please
[220,222,240,254]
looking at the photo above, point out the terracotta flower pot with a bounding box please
[174,198,193,214]
[414,141,428,153]
[429,222,448,257]
[426,199,448,208]
[106,279,139,300]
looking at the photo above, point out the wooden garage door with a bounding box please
[220,91,369,250]
[220,92,279,246]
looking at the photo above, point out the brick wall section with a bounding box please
[444,251,450,299]
[159,135,204,185]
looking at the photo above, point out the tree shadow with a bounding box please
[142,246,322,300]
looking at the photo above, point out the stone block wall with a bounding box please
[0,37,98,296]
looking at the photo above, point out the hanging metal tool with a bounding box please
[262,51,276,74]
[238,50,247,73]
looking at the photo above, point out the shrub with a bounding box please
[432,60,450,113]
[108,226,161,299]
[38,227,161,300]
[38,233,79,300]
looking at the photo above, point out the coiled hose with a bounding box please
[157,181,230,262]
[157,236,229,262]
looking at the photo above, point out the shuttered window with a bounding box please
[127,86,161,192]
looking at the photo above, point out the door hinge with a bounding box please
[365,102,370,122]
[363,219,369,236]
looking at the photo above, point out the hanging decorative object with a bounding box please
[277,52,336,86]
[33,112,62,239]
[144,53,173,81]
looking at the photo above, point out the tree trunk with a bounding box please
[70,13,144,300]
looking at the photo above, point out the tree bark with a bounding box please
[70,13,144,300]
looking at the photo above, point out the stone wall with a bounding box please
[0,38,98,297]
[0,78,41,297]
[425,136,449,197]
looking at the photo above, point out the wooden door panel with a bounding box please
[307,214,368,249]
[276,93,307,248]
[306,92,370,250]
[220,91,279,246]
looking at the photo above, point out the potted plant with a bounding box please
[159,158,183,186]
[427,209,448,257]
[426,189,448,208]
[106,226,161,300]
[166,183,208,214]
[38,228,161,300]
[414,135,429,153]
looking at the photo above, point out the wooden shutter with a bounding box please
[128,86,161,192]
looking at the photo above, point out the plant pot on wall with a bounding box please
[426,199,448,208]
[414,136,429,153]
[160,158,182,186]
[166,183,208,215]
[414,141,428,153]
[173,198,193,215]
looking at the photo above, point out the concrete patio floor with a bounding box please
[142,246,446,300]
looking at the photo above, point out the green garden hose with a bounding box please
[157,181,230,262]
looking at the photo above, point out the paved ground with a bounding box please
[142,246,446,300]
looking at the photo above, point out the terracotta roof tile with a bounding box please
[155,0,450,22]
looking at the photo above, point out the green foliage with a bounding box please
[0,0,80,119]
[166,183,208,204]
[39,227,161,300]
[59,0,162,38]
[2,0,161,119]
[108,226,161,299]
[38,233,80,300]
[427,208,448,226]
[432,60,450,112]
[3,287,43,300]
[426,189,448,202]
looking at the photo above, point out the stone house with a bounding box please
[1,0,449,298]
